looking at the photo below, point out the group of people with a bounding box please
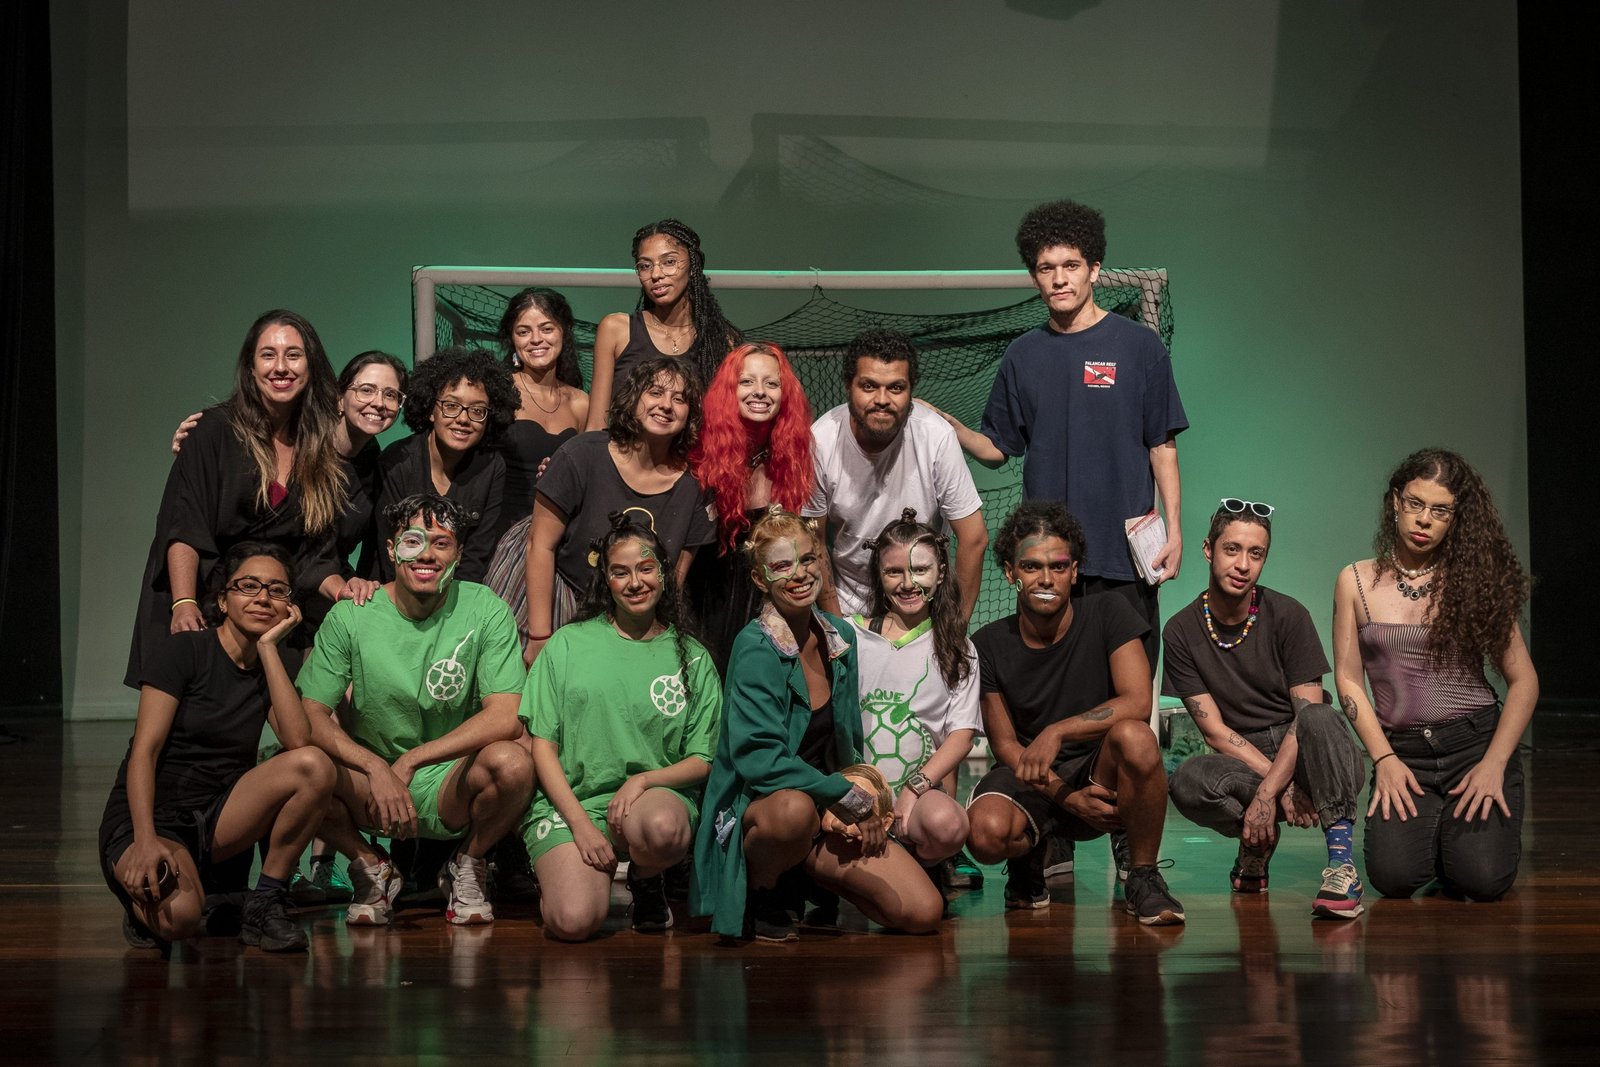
[104,200,1536,955]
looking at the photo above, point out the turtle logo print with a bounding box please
[650,656,701,718]
[861,660,935,787]
[425,630,475,701]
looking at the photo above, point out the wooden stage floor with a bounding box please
[1,711,1596,1065]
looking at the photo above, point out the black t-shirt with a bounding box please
[1161,586,1330,733]
[114,630,295,810]
[798,696,839,774]
[973,596,1149,758]
[536,430,716,589]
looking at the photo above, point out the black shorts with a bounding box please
[98,775,253,915]
[967,743,1107,845]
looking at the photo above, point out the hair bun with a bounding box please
[901,507,919,524]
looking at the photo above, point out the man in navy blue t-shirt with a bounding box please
[930,200,1187,671]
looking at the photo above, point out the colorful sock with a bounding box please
[255,873,289,894]
[1325,819,1354,868]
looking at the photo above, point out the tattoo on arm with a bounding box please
[1080,706,1114,722]
[1183,698,1208,721]
[1287,719,1298,736]
[1340,694,1359,725]
[1291,695,1311,714]
[1226,731,1246,748]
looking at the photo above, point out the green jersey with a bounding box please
[522,617,722,812]
[297,582,525,761]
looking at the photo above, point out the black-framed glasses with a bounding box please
[226,577,293,600]
[1219,497,1275,518]
[1399,495,1455,522]
[348,382,405,406]
[436,399,490,423]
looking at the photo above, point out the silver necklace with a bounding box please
[1389,554,1436,600]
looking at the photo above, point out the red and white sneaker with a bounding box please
[345,858,402,926]
[441,851,494,925]
[1312,863,1365,920]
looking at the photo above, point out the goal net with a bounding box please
[413,266,1174,634]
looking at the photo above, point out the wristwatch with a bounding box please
[906,772,934,796]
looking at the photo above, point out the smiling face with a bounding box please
[1204,520,1270,601]
[877,539,942,624]
[252,324,309,414]
[754,530,822,611]
[1004,534,1078,621]
[605,536,664,624]
[736,351,783,425]
[216,555,292,638]
[431,378,489,455]
[342,362,404,440]
[1031,243,1102,323]
[634,233,691,308]
[846,356,913,450]
[1393,477,1457,559]
[635,371,690,440]
[511,303,564,372]
[388,514,462,598]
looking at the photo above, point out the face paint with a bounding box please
[906,541,941,601]
[394,526,429,562]
[761,538,801,585]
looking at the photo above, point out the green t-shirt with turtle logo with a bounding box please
[296,582,525,761]
[851,617,983,789]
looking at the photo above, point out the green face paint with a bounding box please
[393,525,429,562]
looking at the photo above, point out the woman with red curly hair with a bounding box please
[1332,448,1537,904]
[686,341,815,672]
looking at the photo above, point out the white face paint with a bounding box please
[394,527,428,562]
[758,534,820,607]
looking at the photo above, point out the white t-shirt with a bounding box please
[803,404,983,615]
[851,618,982,789]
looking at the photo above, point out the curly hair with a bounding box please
[607,356,703,465]
[402,345,519,446]
[204,540,296,627]
[632,219,741,385]
[864,508,972,690]
[842,328,919,390]
[226,309,347,534]
[381,491,474,540]
[993,500,1087,572]
[1014,199,1107,269]
[574,514,702,706]
[690,342,814,554]
[497,287,584,389]
[1371,448,1529,671]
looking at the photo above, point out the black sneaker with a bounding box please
[489,834,540,905]
[627,868,674,932]
[1124,865,1186,926]
[1110,831,1132,882]
[943,849,985,890]
[122,911,166,952]
[662,857,693,902]
[1043,834,1075,880]
[1004,844,1050,910]
[240,887,310,952]
[748,887,798,942]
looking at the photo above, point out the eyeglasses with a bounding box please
[436,400,490,423]
[1219,498,1275,518]
[634,255,686,277]
[348,382,405,406]
[226,577,293,600]
[1399,495,1455,522]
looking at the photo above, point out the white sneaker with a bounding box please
[441,852,494,925]
[345,858,402,926]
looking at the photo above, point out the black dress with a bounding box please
[685,507,766,676]
[125,409,338,689]
[492,419,577,545]
[374,432,506,584]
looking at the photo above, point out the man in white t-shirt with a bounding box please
[804,329,988,624]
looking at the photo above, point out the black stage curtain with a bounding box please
[0,0,62,716]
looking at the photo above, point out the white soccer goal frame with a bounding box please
[411,266,1167,364]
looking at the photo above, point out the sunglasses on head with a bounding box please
[1219,498,1275,518]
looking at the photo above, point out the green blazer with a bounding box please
[691,604,861,937]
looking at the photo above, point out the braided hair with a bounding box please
[574,512,703,705]
[632,218,740,386]
[864,508,972,689]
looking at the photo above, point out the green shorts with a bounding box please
[406,758,465,841]
[521,787,698,864]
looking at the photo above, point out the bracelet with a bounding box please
[526,632,552,641]
[1374,752,1398,766]
[170,598,197,613]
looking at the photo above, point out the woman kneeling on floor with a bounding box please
[692,507,945,941]
[521,514,722,940]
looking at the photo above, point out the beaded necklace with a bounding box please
[1203,587,1260,650]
